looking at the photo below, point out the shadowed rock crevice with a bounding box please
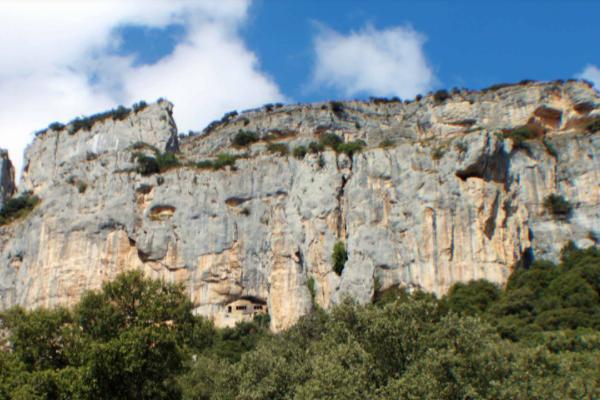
[484,191,501,240]
[455,141,510,188]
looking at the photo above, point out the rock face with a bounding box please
[0,149,15,209]
[0,81,599,331]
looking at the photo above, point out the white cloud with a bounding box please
[577,65,600,89]
[0,0,284,179]
[312,25,435,99]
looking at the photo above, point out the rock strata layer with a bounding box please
[0,81,599,331]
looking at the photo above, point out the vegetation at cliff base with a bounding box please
[1,245,599,399]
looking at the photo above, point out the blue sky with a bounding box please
[243,0,600,101]
[115,0,600,102]
[0,0,599,175]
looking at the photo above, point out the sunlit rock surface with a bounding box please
[0,81,598,331]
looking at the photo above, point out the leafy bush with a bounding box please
[0,192,40,225]
[308,141,325,154]
[307,277,317,303]
[66,105,134,135]
[443,280,501,316]
[195,160,214,170]
[3,246,600,400]
[266,142,289,156]
[544,194,573,219]
[193,154,239,171]
[77,182,87,193]
[134,151,179,176]
[212,153,238,170]
[48,122,65,131]
[319,133,343,150]
[329,101,345,118]
[231,130,259,147]
[433,89,450,103]
[0,271,206,399]
[293,146,307,159]
[332,241,348,275]
[131,101,148,113]
[369,96,401,104]
[337,140,366,157]
[135,154,160,176]
[317,134,366,157]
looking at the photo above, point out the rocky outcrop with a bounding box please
[0,150,15,209]
[0,81,599,331]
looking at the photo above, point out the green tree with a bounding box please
[442,279,500,316]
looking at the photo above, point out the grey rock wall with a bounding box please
[0,81,598,331]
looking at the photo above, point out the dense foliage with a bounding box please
[195,153,239,171]
[1,245,599,399]
[544,194,574,219]
[231,131,259,148]
[331,241,348,276]
[0,192,40,226]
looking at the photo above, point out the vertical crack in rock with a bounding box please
[430,207,439,276]
[337,175,348,239]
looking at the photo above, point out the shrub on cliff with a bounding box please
[135,154,161,176]
[308,141,325,154]
[231,130,259,148]
[293,145,307,159]
[337,140,366,157]
[544,194,573,219]
[329,101,345,118]
[433,89,451,103]
[266,142,289,156]
[135,151,180,176]
[132,101,148,113]
[212,153,238,170]
[332,241,348,275]
[320,133,343,150]
[0,192,40,225]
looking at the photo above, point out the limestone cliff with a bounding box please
[0,81,599,331]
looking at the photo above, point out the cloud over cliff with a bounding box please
[578,65,600,89]
[0,0,283,176]
[311,25,435,99]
